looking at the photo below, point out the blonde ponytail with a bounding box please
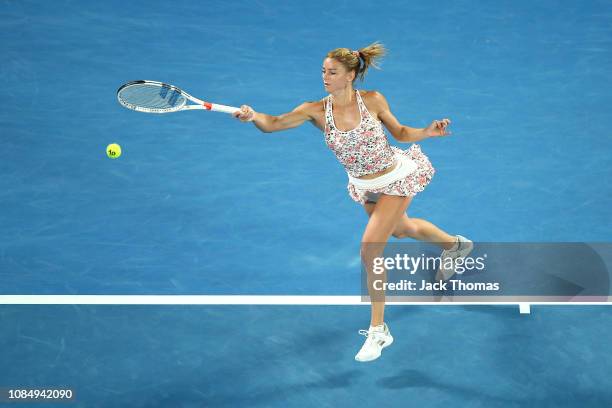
[326,41,386,82]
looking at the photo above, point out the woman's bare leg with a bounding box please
[361,194,412,327]
[364,203,458,250]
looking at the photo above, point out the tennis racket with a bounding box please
[117,80,240,115]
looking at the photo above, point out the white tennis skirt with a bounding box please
[346,145,435,205]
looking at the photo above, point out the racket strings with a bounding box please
[118,84,186,111]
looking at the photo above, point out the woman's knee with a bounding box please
[360,242,385,263]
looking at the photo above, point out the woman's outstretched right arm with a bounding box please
[233,102,315,133]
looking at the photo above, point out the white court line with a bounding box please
[0,295,365,305]
[0,295,611,306]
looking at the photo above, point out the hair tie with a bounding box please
[352,50,361,58]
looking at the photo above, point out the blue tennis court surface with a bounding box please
[1,0,612,406]
[2,305,612,407]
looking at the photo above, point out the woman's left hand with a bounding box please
[424,118,452,137]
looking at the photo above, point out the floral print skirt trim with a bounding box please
[347,145,435,205]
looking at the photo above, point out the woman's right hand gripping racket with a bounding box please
[117,80,240,115]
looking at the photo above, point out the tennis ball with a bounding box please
[106,143,122,159]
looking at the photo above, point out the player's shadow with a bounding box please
[376,369,518,404]
[377,369,612,407]
[138,370,365,408]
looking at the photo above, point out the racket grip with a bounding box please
[203,102,240,114]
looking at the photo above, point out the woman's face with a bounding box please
[322,57,354,92]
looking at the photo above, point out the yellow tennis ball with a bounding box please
[106,143,122,159]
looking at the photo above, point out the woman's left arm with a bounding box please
[370,91,452,143]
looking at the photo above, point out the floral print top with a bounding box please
[324,90,396,178]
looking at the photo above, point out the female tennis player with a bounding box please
[233,42,473,362]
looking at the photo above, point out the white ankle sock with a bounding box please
[370,324,385,332]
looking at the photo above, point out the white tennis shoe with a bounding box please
[436,235,474,281]
[354,323,394,362]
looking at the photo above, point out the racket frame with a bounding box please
[117,80,239,114]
